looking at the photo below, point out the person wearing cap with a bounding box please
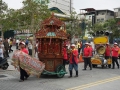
[111,43,119,69]
[19,42,29,82]
[62,44,68,69]
[83,42,92,70]
[69,44,78,78]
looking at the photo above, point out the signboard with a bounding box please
[93,36,108,44]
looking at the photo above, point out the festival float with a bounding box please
[35,13,68,77]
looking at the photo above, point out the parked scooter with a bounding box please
[0,58,9,70]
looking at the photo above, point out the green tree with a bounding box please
[22,0,51,31]
[21,0,51,57]
[66,11,81,41]
[91,23,104,32]
[0,0,8,37]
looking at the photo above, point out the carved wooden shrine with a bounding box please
[35,14,67,72]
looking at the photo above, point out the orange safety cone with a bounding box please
[78,54,84,63]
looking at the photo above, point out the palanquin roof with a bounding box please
[35,14,67,39]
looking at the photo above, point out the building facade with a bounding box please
[78,8,114,38]
[96,10,114,23]
[114,7,120,18]
[34,0,73,14]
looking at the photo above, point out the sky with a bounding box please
[3,0,120,13]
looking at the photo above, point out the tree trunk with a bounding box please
[31,15,35,57]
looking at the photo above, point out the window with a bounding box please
[102,13,104,15]
[89,16,91,20]
[97,19,100,22]
[101,18,104,22]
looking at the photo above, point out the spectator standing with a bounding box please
[9,39,13,52]
[0,41,4,60]
[28,40,32,56]
[77,41,82,55]
[0,36,3,41]
[0,45,4,61]
[25,38,29,46]
[16,38,19,49]
[3,39,9,58]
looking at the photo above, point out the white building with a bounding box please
[96,9,114,23]
[114,7,120,18]
[34,0,73,15]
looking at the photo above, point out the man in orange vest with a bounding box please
[69,44,78,78]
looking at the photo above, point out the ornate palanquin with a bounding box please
[35,14,67,72]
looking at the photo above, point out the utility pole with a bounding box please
[70,0,73,42]
[31,14,35,57]
[70,0,71,14]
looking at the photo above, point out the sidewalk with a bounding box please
[6,46,17,71]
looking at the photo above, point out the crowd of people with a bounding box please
[1,36,120,81]
[0,37,38,59]
[0,37,39,82]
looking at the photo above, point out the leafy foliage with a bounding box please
[0,0,51,33]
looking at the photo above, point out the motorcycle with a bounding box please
[0,58,9,70]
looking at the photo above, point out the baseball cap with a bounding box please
[19,42,25,45]
[114,42,118,45]
[85,42,89,45]
[71,44,75,47]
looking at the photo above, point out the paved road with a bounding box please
[0,46,120,90]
